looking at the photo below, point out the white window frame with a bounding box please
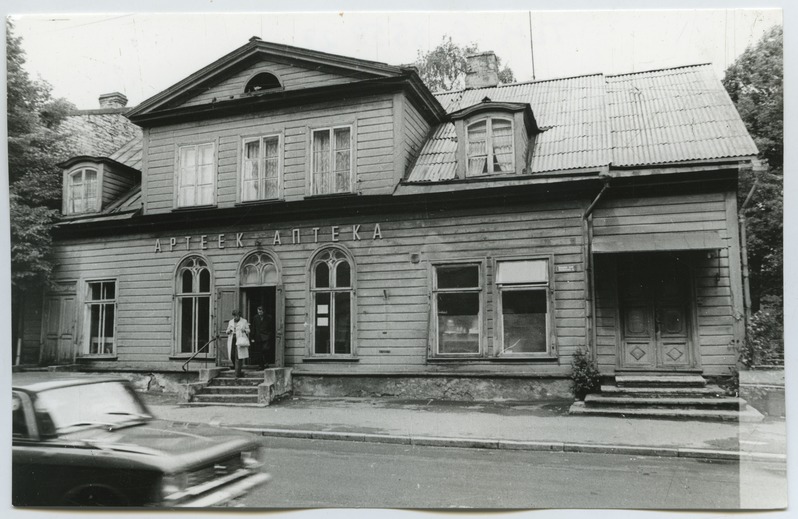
[310,125,353,196]
[175,256,213,355]
[431,261,484,357]
[176,142,216,208]
[240,134,283,202]
[494,257,555,357]
[83,279,117,356]
[466,117,515,176]
[65,167,101,214]
[308,247,356,357]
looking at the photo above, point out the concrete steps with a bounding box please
[190,370,264,405]
[569,374,764,422]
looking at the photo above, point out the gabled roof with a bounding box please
[406,64,758,183]
[127,37,412,120]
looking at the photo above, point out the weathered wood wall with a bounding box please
[145,94,397,213]
[101,165,137,209]
[179,60,367,108]
[43,198,587,374]
[592,189,743,376]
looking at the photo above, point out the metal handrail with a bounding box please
[181,335,221,372]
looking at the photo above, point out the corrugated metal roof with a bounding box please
[108,134,143,171]
[407,64,757,183]
[607,65,758,166]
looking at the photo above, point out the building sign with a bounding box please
[153,224,383,253]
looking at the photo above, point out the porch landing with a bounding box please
[569,374,764,422]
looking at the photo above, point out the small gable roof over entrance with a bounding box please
[127,37,415,120]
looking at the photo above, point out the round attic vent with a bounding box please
[245,72,281,93]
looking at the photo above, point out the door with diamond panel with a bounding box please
[619,255,693,370]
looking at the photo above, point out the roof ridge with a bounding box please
[434,72,606,98]
[606,63,713,78]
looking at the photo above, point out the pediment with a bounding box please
[128,37,406,118]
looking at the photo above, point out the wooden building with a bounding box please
[22,38,759,401]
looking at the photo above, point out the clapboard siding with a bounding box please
[592,190,740,376]
[179,59,367,108]
[101,165,137,209]
[45,199,589,373]
[144,95,396,213]
[403,101,431,173]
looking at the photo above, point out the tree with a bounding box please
[7,20,78,362]
[414,36,516,93]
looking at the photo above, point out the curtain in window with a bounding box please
[491,119,514,172]
[467,121,488,175]
[312,130,331,195]
[242,140,260,202]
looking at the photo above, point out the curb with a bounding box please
[230,426,786,463]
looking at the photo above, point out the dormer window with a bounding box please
[66,167,99,214]
[450,101,539,180]
[467,118,514,176]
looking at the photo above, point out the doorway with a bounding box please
[618,254,695,370]
[242,287,277,366]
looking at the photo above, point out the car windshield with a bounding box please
[34,381,152,433]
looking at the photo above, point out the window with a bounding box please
[311,127,352,195]
[310,248,354,355]
[496,259,550,355]
[85,280,116,355]
[242,135,281,202]
[176,257,212,354]
[177,143,215,207]
[66,168,99,214]
[245,72,281,93]
[467,118,514,176]
[433,264,482,355]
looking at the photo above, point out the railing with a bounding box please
[182,335,221,372]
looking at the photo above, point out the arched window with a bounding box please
[466,117,514,176]
[240,252,279,286]
[244,72,281,93]
[310,248,354,355]
[176,256,212,354]
[67,167,99,213]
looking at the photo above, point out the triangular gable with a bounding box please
[128,37,406,117]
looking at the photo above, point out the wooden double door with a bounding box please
[618,255,695,370]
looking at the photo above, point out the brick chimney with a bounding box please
[98,92,128,108]
[465,51,500,89]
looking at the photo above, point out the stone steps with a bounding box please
[193,393,260,404]
[569,374,764,422]
[191,370,265,405]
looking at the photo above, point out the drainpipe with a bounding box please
[738,170,760,329]
[582,177,611,361]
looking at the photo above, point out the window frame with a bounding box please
[175,142,216,208]
[493,255,556,358]
[82,278,118,357]
[173,255,213,356]
[466,116,515,177]
[430,259,486,358]
[309,125,354,196]
[63,165,102,215]
[240,133,283,203]
[306,245,357,359]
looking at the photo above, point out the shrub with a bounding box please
[570,349,601,400]
[740,299,784,368]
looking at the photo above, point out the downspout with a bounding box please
[738,172,760,329]
[582,177,611,361]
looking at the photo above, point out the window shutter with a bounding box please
[216,288,237,364]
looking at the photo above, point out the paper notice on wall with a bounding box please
[318,305,329,314]
[317,317,329,326]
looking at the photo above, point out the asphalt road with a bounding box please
[242,436,787,509]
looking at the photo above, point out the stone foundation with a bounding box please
[293,374,571,401]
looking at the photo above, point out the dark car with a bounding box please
[12,375,270,507]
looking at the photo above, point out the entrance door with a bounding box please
[41,292,76,365]
[243,287,277,366]
[619,255,693,370]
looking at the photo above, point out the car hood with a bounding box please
[61,419,260,472]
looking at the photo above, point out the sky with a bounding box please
[8,8,783,109]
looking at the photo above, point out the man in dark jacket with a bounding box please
[250,306,273,370]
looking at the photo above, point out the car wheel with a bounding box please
[65,487,125,507]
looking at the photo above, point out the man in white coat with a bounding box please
[226,309,250,378]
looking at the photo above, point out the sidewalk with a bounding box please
[145,395,787,461]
